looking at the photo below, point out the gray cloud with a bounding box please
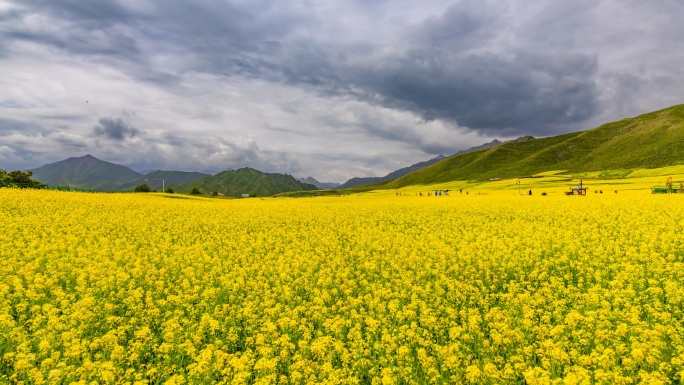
[93,117,139,140]
[0,118,32,133]
[0,0,647,133]
[1,0,683,181]
[23,0,131,24]
[255,1,602,135]
[349,51,599,133]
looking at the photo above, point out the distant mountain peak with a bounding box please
[449,137,535,157]
[339,154,447,189]
[298,176,341,190]
[235,167,259,173]
[30,154,141,190]
[452,139,504,156]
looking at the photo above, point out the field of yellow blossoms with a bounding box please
[2,188,684,385]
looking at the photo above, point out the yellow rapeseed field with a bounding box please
[2,188,684,384]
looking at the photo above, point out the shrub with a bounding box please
[190,186,202,195]
[134,184,151,192]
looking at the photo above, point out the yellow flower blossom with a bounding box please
[1,189,684,383]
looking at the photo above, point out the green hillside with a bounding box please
[116,170,210,191]
[383,104,684,188]
[31,154,142,190]
[173,167,318,197]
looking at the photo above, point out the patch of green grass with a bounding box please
[629,165,684,178]
[598,170,633,178]
[572,170,634,179]
[159,195,193,200]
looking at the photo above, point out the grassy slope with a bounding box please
[172,168,318,197]
[383,104,684,188]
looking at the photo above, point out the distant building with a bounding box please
[241,193,250,198]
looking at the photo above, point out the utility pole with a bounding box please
[144,178,165,193]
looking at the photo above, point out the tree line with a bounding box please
[0,169,45,188]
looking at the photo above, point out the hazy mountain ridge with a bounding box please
[338,155,446,189]
[297,177,341,190]
[451,139,502,156]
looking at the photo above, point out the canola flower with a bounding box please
[1,188,684,384]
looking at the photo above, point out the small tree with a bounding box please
[190,186,202,195]
[0,169,11,186]
[134,183,151,192]
[165,187,174,194]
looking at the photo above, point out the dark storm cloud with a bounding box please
[155,0,598,134]
[270,1,601,133]
[5,1,683,133]
[416,0,505,49]
[93,117,139,140]
[1,0,299,86]
[365,52,598,131]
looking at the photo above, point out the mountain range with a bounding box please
[20,104,684,195]
[28,155,314,196]
[337,136,531,189]
[172,168,317,196]
[24,134,539,194]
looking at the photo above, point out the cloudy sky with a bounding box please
[1,0,682,182]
